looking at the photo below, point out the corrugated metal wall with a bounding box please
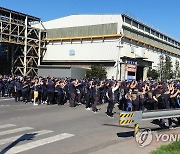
[43,39,119,61]
[47,23,118,38]
[123,26,180,55]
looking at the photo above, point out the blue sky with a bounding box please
[1,0,180,41]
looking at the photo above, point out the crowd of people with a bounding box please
[0,75,180,128]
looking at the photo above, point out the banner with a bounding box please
[125,61,137,72]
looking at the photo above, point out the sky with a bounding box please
[1,0,180,41]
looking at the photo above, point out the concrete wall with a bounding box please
[38,66,86,79]
[38,67,71,78]
[71,67,86,79]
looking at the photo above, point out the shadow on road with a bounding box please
[117,131,134,138]
[0,133,37,154]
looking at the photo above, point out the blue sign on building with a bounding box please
[125,60,136,65]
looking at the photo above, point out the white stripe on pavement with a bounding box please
[0,105,10,107]
[0,124,16,129]
[0,130,53,146]
[0,127,33,136]
[5,133,75,154]
[0,98,14,101]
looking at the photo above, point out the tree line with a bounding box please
[147,54,180,81]
[86,54,180,81]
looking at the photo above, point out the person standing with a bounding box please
[14,78,22,102]
[146,85,156,110]
[84,81,91,110]
[160,87,179,129]
[69,79,78,108]
[8,77,15,97]
[106,81,119,118]
[55,81,65,105]
[46,77,55,105]
[91,81,102,113]
[22,79,29,103]
[33,78,40,106]
[41,79,48,104]
[0,76,4,97]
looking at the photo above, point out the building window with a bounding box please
[131,46,135,53]
[151,30,155,35]
[69,50,75,56]
[145,27,150,33]
[139,24,144,31]
[125,17,131,25]
[132,21,138,28]
[160,34,163,39]
[155,32,159,38]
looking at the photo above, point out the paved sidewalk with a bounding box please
[90,127,180,154]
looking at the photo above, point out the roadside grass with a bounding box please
[152,141,180,154]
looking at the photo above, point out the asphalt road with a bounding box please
[0,98,179,154]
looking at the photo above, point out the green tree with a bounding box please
[164,55,173,80]
[158,54,174,81]
[175,59,180,78]
[158,54,165,81]
[85,65,107,80]
[147,68,159,80]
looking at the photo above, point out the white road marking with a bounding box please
[0,105,10,107]
[0,98,14,102]
[0,130,53,146]
[0,127,33,136]
[0,124,16,129]
[5,133,75,154]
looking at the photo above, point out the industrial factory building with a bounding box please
[37,14,180,80]
[1,7,180,80]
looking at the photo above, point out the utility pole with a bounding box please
[116,36,123,80]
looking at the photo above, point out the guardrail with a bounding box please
[119,109,180,136]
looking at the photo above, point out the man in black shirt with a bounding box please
[47,78,55,105]
[160,88,179,129]
[106,81,120,118]
[14,78,22,102]
[69,79,78,107]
